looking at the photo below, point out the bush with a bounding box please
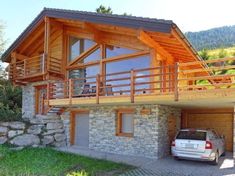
[0,103,22,122]
[0,79,22,122]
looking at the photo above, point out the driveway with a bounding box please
[59,147,235,176]
[122,152,235,176]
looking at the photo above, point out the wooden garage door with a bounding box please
[183,113,233,151]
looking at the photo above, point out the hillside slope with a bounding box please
[185,25,235,51]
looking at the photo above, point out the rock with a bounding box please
[53,141,66,147]
[42,119,63,123]
[0,122,9,127]
[27,125,43,135]
[54,133,66,142]
[10,134,40,146]
[10,147,24,151]
[8,130,24,138]
[0,127,8,136]
[0,137,7,144]
[46,122,63,130]
[42,135,54,145]
[42,129,64,135]
[9,122,25,130]
[29,118,43,125]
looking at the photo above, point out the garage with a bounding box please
[181,109,234,151]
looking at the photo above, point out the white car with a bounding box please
[171,129,225,165]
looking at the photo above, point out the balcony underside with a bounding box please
[48,88,235,108]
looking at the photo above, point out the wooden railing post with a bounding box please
[130,69,135,103]
[47,82,50,106]
[96,74,100,104]
[42,53,45,74]
[69,79,72,105]
[174,62,179,101]
[24,59,26,77]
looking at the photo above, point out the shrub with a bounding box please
[0,103,22,121]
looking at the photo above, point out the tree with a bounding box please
[96,5,113,14]
[0,22,6,79]
[199,49,210,60]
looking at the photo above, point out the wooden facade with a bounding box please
[3,10,235,110]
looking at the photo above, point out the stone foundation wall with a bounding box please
[62,104,181,159]
[157,105,181,158]
[22,85,35,119]
[0,115,66,148]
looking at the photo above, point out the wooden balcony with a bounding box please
[9,54,63,84]
[47,57,235,107]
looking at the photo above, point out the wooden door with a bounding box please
[168,115,177,151]
[35,85,47,115]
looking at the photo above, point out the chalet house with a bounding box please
[1,8,235,159]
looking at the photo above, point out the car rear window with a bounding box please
[176,131,206,140]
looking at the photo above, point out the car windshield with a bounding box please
[176,131,206,141]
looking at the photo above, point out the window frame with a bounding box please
[116,109,135,137]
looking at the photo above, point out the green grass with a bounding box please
[0,145,132,176]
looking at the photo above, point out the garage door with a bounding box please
[182,112,233,151]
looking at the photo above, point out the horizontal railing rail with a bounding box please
[47,57,235,104]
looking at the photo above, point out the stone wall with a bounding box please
[22,85,35,119]
[0,114,66,148]
[61,104,181,159]
[157,105,181,158]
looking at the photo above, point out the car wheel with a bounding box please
[211,152,219,165]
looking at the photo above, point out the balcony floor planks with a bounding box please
[48,88,235,108]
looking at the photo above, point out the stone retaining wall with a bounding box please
[0,114,66,148]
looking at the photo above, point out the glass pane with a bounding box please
[106,46,137,58]
[68,37,97,62]
[176,131,207,141]
[121,114,133,133]
[69,65,99,96]
[106,55,150,95]
[83,48,101,63]
[69,37,82,62]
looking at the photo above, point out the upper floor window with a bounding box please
[68,36,98,62]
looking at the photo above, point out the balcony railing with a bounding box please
[47,57,235,104]
[9,54,62,82]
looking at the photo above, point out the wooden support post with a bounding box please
[47,82,50,106]
[96,74,100,104]
[130,69,135,103]
[42,53,45,74]
[69,79,72,105]
[24,59,26,77]
[174,62,179,101]
[44,17,50,78]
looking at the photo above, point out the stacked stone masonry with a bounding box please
[61,105,181,159]
[0,115,66,148]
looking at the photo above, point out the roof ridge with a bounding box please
[43,7,173,24]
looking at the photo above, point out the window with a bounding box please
[68,36,98,62]
[116,109,134,137]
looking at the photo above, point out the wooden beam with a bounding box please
[171,28,199,61]
[138,30,174,63]
[11,52,29,61]
[68,44,100,66]
[102,50,150,63]
[44,17,51,76]
[66,50,149,70]
[20,26,44,54]
[82,22,101,42]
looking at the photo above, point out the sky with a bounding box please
[1,0,235,48]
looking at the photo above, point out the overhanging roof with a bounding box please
[1,8,201,63]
